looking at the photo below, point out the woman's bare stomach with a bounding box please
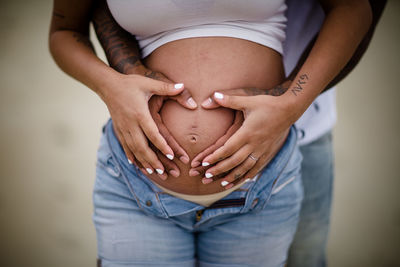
[143,37,284,195]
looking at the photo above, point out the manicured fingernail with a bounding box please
[202,178,213,184]
[174,83,184,89]
[166,154,174,160]
[221,181,229,187]
[214,92,224,99]
[180,156,189,164]
[170,170,179,177]
[224,183,234,189]
[156,169,164,174]
[187,97,197,108]
[245,178,251,183]
[189,170,200,176]
[146,168,153,174]
[128,159,133,164]
[201,97,212,106]
[205,172,213,178]
[202,162,210,167]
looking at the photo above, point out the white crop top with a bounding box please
[107,0,287,58]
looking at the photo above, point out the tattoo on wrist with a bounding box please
[291,74,309,96]
[265,82,291,96]
[144,69,160,80]
[243,80,291,97]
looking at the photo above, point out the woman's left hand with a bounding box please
[191,86,296,189]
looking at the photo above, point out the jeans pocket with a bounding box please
[270,145,302,196]
[271,175,297,195]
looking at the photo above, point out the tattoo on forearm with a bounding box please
[92,0,141,74]
[291,74,309,96]
[72,33,94,50]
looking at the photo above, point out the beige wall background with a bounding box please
[0,0,399,266]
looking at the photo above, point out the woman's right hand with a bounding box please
[102,72,188,177]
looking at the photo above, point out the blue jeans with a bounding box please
[93,120,303,266]
[287,132,334,267]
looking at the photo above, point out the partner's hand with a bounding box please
[147,93,192,178]
[193,81,295,189]
[145,70,196,178]
[103,72,195,178]
[188,110,244,176]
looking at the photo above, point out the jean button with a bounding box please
[195,210,204,222]
[146,200,152,207]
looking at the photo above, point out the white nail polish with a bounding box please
[146,168,153,174]
[205,173,213,178]
[166,154,174,160]
[174,83,184,89]
[221,181,229,187]
[202,162,210,167]
[214,92,224,99]
[156,169,164,174]
[128,159,133,164]
[187,97,197,108]
[203,97,212,105]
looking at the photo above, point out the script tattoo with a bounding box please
[291,74,309,96]
[92,1,141,74]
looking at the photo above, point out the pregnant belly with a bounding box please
[143,37,284,195]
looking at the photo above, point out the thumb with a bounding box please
[169,89,198,109]
[147,78,185,96]
[201,97,221,109]
[212,92,247,110]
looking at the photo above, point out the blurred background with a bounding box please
[0,0,399,266]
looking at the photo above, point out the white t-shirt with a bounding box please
[284,0,337,145]
[107,0,287,57]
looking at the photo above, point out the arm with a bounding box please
[195,0,374,188]
[49,0,187,178]
[290,0,387,92]
[190,0,385,179]
[91,0,199,175]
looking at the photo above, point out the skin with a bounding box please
[141,37,284,194]
[190,0,386,187]
[50,0,373,190]
[49,0,197,180]
[194,0,373,189]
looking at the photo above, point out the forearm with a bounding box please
[49,0,120,102]
[49,30,119,101]
[92,0,149,76]
[281,0,372,121]
[288,0,386,92]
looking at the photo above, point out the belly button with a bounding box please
[189,134,198,143]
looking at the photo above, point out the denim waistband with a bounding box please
[104,119,298,218]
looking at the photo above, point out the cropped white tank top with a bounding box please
[106,0,287,58]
